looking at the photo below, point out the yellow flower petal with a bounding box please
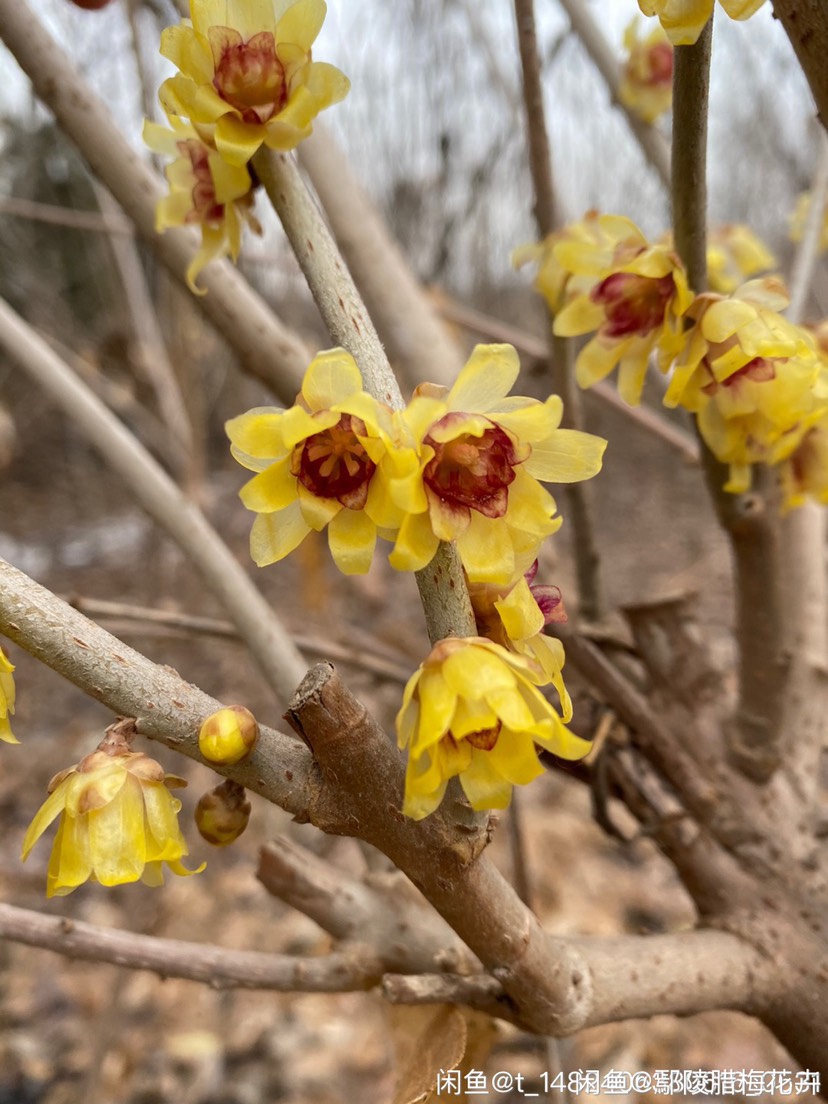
[327,507,376,575]
[446,344,520,413]
[249,501,311,565]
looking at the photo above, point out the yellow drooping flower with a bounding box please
[706,224,776,294]
[144,117,260,292]
[386,344,606,585]
[789,191,828,255]
[638,0,766,46]
[22,729,203,897]
[548,213,693,406]
[227,348,410,574]
[662,279,823,492]
[160,0,350,167]
[0,648,17,745]
[619,19,673,124]
[396,637,591,820]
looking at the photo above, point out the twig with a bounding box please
[64,596,414,684]
[0,297,307,704]
[513,0,604,620]
[788,131,828,323]
[671,21,711,293]
[298,126,466,390]
[0,195,133,234]
[555,0,671,189]
[0,558,313,815]
[0,0,310,401]
[252,150,477,648]
[771,0,828,131]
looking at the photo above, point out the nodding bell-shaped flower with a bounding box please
[637,0,765,47]
[22,720,203,897]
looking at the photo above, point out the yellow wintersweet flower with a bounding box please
[619,19,673,125]
[144,117,260,293]
[468,561,571,717]
[789,192,828,255]
[779,413,828,510]
[550,213,693,406]
[662,279,822,492]
[160,0,350,167]
[22,738,202,897]
[706,224,776,295]
[638,0,765,46]
[227,348,409,574]
[396,637,591,820]
[0,648,17,745]
[386,344,606,585]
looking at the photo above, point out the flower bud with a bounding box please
[195,780,251,847]
[198,706,259,766]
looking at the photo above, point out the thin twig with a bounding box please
[555,0,671,189]
[0,195,133,234]
[252,149,477,648]
[513,0,604,620]
[0,297,307,704]
[0,0,310,400]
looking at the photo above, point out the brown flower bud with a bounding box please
[195,780,251,847]
[198,706,259,766]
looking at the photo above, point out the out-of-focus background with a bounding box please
[0,1,823,1100]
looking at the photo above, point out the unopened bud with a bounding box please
[198,706,259,766]
[195,780,251,847]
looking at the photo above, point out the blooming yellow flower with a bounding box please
[0,648,17,745]
[227,348,409,574]
[386,345,606,585]
[396,637,591,820]
[22,743,202,897]
[160,0,350,167]
[706,224,776,295]
[619,19,673,125]
[662,279,823,492]
[789,191,828,255]
[144,117,259,293]
[549,214,693,406]
[638,0,766,46]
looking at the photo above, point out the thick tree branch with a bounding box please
[0,0,310,400]
[0,558,313,814]
[0,296,307,704]
[771,0,828,130]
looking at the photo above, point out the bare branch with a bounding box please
[0,559,313,815]
[771,0,828,131]
[555,0,671,189]
[0,0,310,400]
[0,297,307,703]
[298,126,465,389]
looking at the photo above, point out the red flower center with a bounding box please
[177,140,223,224]
[294,415,376,509]
[645,43,674,88]
[592,271,675,338]
[424,418,518,518]
[209,28,287,124]
[463,722,502,751]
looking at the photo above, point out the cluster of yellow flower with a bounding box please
[145,0,349,291]
[517,212,828,507]
[227,344,607,818]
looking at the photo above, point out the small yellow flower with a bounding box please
[396,637,590,820]
[638,0,765,46]
[0,648,17,745]
[549,213,693,406]
[706,224,776,295]
[386,345,606,585]
[160,0,350,167]
[619,19,673,125]
[144,116,260,293]
[789,192,828,255]
[227,348,407,574]
[22,732,203,897]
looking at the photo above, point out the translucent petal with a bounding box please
[276,0,326,48]
[48,814,92,897]
[522,428,606,483]
[297,482,341,530]
[327,508,376,575]
[301,348,363,409]
[450,695,499,739]
[226,408,286,459]
[575,336,625,389]
[388,511,439,573]
[21,784,69,859]
[487,729,545,785]
[457,511,515,584]
[442,645,515,700]
[447,345,520,413]
[485,685,537,731]
[414,669,457,753]
[240,458,297,512]
[249,501,310,564]
[88,779,147,886]
[494,577,545,641]
[142,783,188,861]
[702,299,758,343]
[495,395,562,441]
[552,295,606,337]
[215,115,265,167]
[459,752,513,811]
[533,718,593,761]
